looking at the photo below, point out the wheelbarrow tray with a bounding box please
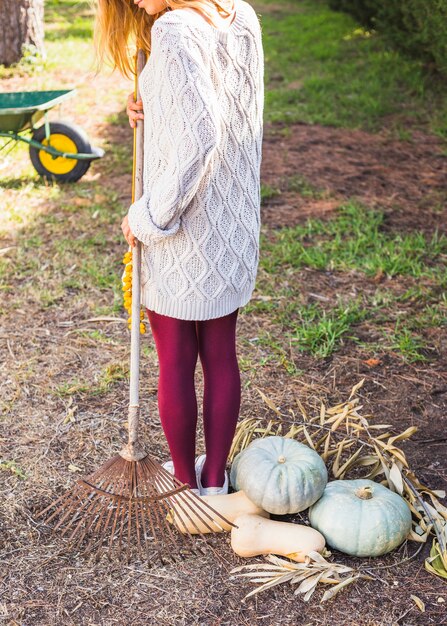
[0,89,76,133]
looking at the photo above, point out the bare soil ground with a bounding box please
[261,122,447,233]
[1,70,447,624]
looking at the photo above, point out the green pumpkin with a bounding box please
[230,450,243,492]
[230,436,328,515]
[308,479,412,557]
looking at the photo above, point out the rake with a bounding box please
[35,50,236,564]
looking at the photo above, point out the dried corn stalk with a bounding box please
[230,550,373,601]
[230,378,447,585]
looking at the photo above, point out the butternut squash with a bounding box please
[166,490,269,534]
[231,513,326,562]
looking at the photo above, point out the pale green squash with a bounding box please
[308,479,412,557]
[230,436,328,515]
[230,450,243,491]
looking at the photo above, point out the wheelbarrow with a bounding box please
[0,89,105,183]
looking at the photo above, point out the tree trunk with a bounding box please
[0,0,45,66]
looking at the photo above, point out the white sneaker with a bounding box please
[197,456,229,496]
[162,460,174,474]
[194,454,206,495]
[162,458,202,495]
[200,476,229,496]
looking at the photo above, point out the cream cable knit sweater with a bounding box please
[127,0,264,320]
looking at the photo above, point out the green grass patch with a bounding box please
[246,292,368,360]
[53,361,129,398]
[260,173,330,202]
[243,201,446,362]
[261,202,447,279]
[384,321,430,363]
[261,183,282,203]
[246,278,443,362]
[45,0,93,42]
[0,178,127,317]
[288,298,367,358]
[259,0,447,134]
[0,460,27,480]
[285,174,328,199]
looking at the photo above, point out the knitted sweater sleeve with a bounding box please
[127,20,221,243]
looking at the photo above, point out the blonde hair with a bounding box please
[90,0,235,79]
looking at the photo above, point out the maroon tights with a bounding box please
[146,307,241,489]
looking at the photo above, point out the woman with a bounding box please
[94,0,264,495]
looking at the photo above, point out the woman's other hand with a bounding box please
[126,91,144,128]
[122,214,137,248]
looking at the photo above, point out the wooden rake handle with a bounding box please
[121,49,147,463]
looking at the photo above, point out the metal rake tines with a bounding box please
[36,454,236,563]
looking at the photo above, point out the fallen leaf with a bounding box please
[389,462,404,495]
[363,358,381,367]
[321,576,359,602]
[411,595,425,612]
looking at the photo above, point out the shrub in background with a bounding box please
[328,0,377,27]
[329,0,447,75]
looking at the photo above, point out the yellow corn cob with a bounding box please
[122,248,147,334]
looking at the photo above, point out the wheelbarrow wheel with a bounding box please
[29,121,93,183]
